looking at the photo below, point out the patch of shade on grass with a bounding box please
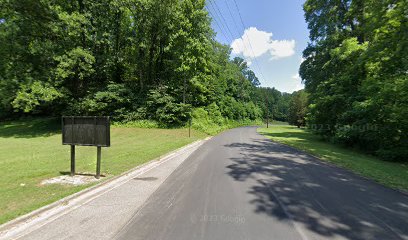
[258,125,408,192]
[0,118,207,224]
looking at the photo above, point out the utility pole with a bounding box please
[265,91,269,128]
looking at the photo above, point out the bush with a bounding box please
[66,83,135,120]
[206,103,224,125]
[191,107,262,135]
[146,86,191,127]
[113,120,160,129]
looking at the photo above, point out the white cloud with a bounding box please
[292,73,301,81]
[269,40,296,60]
[291,73,304,92]
[293,82,304,92]
[231,27,296,60]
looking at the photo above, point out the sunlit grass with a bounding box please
[0,118,207,224]
[258,125,408,192]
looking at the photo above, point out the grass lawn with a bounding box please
[0,118,207,225]
[258,125,408,192]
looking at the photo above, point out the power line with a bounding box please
[206,1,234,43]
[209,0,236,40]
[231,0,268,83]
[207,0,268,84]
[223,0,242,41]
[206,8,233,43]
[223,0,255,68]
[209,0,253,65]
[206,6,232,43]
[232,0,266,80]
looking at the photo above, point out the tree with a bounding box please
[0,0,267,127]
[301,0,408,161]
[288,90,308,128]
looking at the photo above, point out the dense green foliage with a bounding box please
[254,87,293,122]
[287,90,308,127]
[0,0,294,127]
[301,0,408,161]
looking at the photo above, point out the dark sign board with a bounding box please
[62,116,110,147]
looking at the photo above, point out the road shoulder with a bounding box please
[0,138,209,240]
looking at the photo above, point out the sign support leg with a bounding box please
[70,145,75,176]
[96,146,101,179]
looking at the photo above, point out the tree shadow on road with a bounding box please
[225,139,408,240]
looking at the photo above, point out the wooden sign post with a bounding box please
[62,116,111,179]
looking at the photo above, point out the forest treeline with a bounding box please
[301,0,407,161]
[0,0,295,127]
[2,0,405,161]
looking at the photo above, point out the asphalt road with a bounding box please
[116,127,408,240]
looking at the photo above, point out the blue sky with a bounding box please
[206,0,309,93]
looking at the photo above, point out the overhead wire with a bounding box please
[206,0,268,83]
[206,9,232,43]
[208,0,236,41]
[206,1,234,44]
[223,0,243,41]
[230,0,268,82]
[223,0,254,66]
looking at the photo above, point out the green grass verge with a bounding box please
[258,125,408,192]
[0,118,207,225]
